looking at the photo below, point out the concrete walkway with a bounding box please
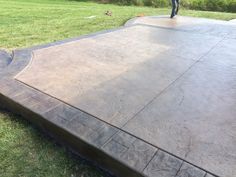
[1,16,236,177]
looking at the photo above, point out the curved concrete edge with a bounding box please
[229,19,236,23]
[0,50,13,69]
[124,17,139,27]
[0,25,129,79]
[124,15,170,27]
[0,49,32,79]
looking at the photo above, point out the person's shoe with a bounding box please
[170,7,176,18]
[175,4,179,15]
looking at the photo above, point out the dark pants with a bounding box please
[171,0,179,17]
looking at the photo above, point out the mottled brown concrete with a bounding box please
[123,38,236,177]
[15,16,236,177]
[16,25,221,126]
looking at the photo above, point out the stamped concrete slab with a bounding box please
[123,37,236,177]
[15,25,221,127]
[1,16,235,177]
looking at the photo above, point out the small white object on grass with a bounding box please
[84,15,96,19]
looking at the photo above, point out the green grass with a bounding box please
[0,0,236,177]
[0,0,236,50]
[99,0,236,13]
[0,110,106,177]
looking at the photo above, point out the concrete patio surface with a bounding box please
[0,16,236,177]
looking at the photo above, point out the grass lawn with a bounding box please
[0,0,235,176]
[1,0,236,50]
[0,110,106,177]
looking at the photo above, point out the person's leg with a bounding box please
[175,0,180,15]
[170,0,176,18]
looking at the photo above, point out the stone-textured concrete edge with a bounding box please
[0,25,132,79]
[0,50,12,69]
[0,79,144,177]
[229,19,236,23]
[0,25,217,177]
[0,79,217,177]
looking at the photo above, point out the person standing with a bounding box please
[170,0,180,18]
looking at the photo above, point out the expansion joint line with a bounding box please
[120,36,226,130]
